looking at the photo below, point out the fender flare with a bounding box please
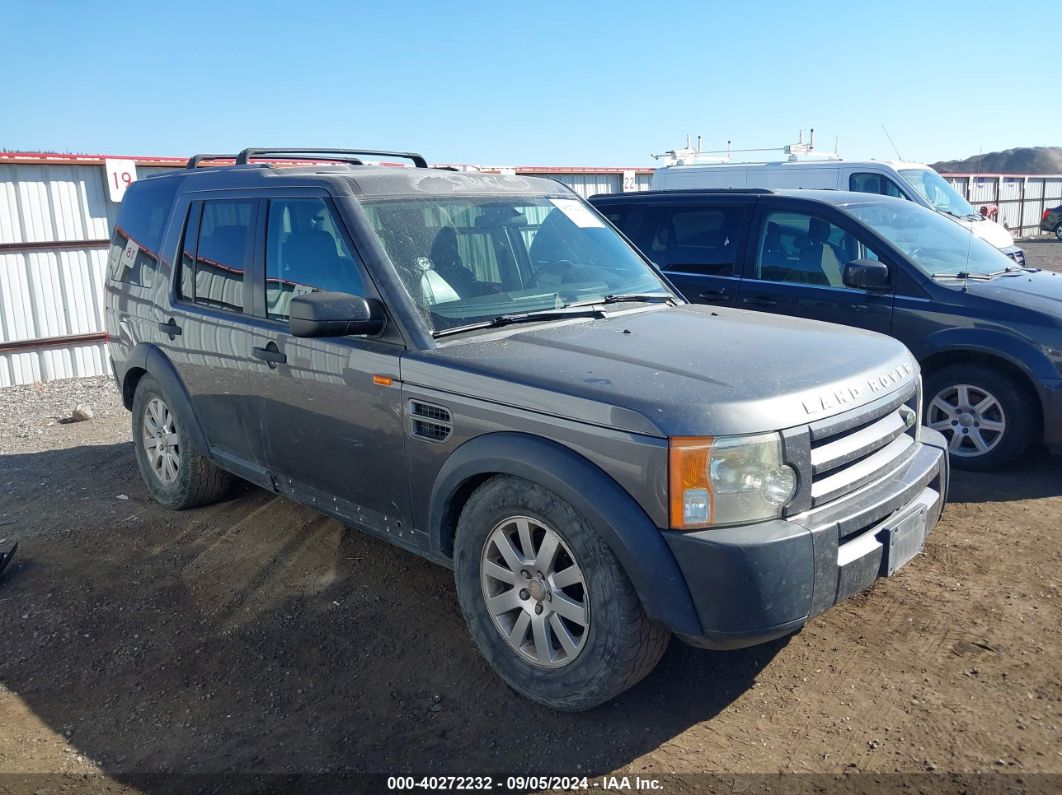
[123,343,211,457]
[918,328,1055,383]
[428,432,701,636]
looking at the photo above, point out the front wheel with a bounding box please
[453,475,669,711]
[924,365,1034,471]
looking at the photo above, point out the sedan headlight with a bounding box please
[669,432,797,530]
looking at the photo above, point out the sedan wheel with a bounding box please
[927,383,1006,458]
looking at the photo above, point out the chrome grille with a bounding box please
[807,381,920,509]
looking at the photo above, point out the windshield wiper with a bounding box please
[930,271,994,281]
[432,306,606,338]
[987,265,1038,276]
[601,293,677,306]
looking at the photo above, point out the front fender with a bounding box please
[429,432,701,636]
[919,327,1055,382]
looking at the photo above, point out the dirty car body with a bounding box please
[105,150,949,709]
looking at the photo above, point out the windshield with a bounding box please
[899,169,978,218]
[360,195,672,334]
[846,199,1016,277]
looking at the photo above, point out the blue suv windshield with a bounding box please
[360,195,671,333]
[847,199,1015,277]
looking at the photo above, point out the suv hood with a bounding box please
[955,269,1062,318]
[402,305,918,437]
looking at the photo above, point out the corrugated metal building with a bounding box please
[0,153,653,386]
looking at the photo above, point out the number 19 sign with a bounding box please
[105,159,138,202]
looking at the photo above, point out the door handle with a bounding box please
[158,318,182,338]
[253,343,287,369]
[698,290,731,302]
[743,295,777,308]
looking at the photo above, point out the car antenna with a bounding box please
[960,146,985,291]
[881,124,904,161]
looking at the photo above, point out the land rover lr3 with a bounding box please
[105,148,949,711]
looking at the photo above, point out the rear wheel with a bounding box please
[453,475,669,711]
[1054,221,1062,241]
[131,375,233,509]
[924,364,1034,471]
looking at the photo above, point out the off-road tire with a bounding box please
[131,374,233,509]
[453,475,670,711]
[924,364,1034,471]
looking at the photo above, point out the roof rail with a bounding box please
[186,154,238,169]
[233,148,428,168]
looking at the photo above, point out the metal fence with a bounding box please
[942,174,1062,238]
[0,154,652,386]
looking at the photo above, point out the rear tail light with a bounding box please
[1044,209,1052,221]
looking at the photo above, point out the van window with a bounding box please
[636,204,745,276]
[751,211,882,288]
[107,178,178,287]
[188,199,255,313]
[265,198,364,322]
[597,205,629,230]
[850,172,905,198]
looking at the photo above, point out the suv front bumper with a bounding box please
[661,429,949,650]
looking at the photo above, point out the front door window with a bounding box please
[750,211,881,288]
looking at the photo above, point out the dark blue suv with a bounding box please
[591,189,1062,470]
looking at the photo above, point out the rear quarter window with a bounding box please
[107,178,179,287]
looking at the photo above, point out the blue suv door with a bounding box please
[736,200,895,335]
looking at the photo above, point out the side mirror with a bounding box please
[289,292,386,338]
[842,259,890,290]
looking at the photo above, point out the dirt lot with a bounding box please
[1,244,1060,790]
[1024,237,1062,272]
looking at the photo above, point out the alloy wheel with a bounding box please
[480,515,589,668]
[143,396,181,484]
[927,383,1006,458]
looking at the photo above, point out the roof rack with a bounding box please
[185,154,238,169]
[233,148,428,168]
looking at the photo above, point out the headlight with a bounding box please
[669,432,797,530]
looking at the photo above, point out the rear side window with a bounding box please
[176,199,256,313]
[849,172,905,198]
[634,204,745,276]
[107,178,178,287]
[597,204,630,230]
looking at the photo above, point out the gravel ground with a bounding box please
[1022,238,1062,271]
[0,376,124,454]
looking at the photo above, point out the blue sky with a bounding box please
[1,1,1056,167]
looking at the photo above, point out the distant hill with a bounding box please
[931,147,1062,174]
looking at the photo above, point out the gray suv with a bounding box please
[105,148,949,710]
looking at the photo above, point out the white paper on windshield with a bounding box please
[549,198,605,228]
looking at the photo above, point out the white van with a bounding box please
[651,155,1026,264]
